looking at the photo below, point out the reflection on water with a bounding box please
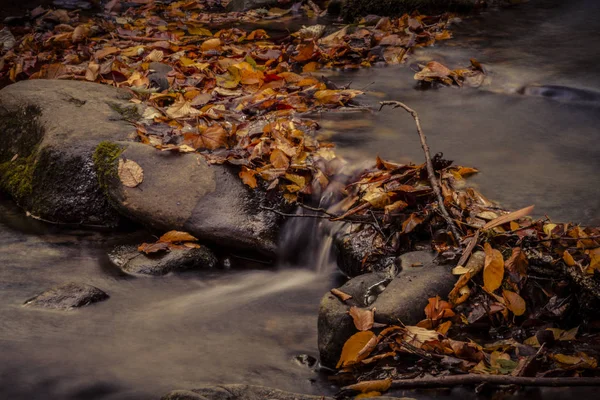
[325,0,600,225]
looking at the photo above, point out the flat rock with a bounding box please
[99,141,281,256]
[318,252,454,368]
[0,79,138,227]
[162,385,332,400]
[109,244,218,276]
[24,282,109,310]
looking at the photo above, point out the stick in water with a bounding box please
[379,101,462,242]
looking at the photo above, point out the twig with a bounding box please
[259,205,331,219]
[379,101,462,242]
[388,374,600,389]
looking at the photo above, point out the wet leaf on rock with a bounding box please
[331,288,352,302]
[349,306,375,331]
[159,231,198,243]
[118,158,144,188]
[337,331,376,368]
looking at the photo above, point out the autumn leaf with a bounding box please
[184,125,228,150]
[402,213,424,234]
[424,296,455,321]
[502,290,526,316]
[201,38,221,51]
[158,231,198,243]
[85,61,100,81]
[349,306,375,331]
[118,159,143,188]
[483,205,535,230]
[343,378,392,394]
[337,331,376,368]
[270,148,290,169]
[331,288,352,302]
[483,242,504,292]
[563,250,576,267]
[138,242,169,254]
[166,98,201,119]
[239,167,257,189]
[95,46,119,60]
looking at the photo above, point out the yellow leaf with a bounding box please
[502,290,526,316]
[118,159,143,188]
[483,243,504,292]
[349,306,375,331]
[436,321,452,335]
[457,166,479,178]
[166,98,201,119]
[201,38,221,51]
[543,223,558,236]
[187,26,212,36]
[362,187,390,208]
[336,331,376,368]
[563,250,576,267]
[158,231,198,243]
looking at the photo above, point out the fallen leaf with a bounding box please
[138,242,169,254]
[502,290,526,316]
[483,205,535,230]
[118,158,143,188]
[349,306,375,331]
[158,231,198,243]
[344,378,392,394]
[331,288,352,302]
[337,331,376,368]
[166,98,201,119]
[95,46,119,60]
[270,148,290,169]
[239,167,257,189]
[562,250,576,267]
[483,242,504,292]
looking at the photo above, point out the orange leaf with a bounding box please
[138,242,169,254]
[330,288,352,302]
[95,46,119,60]
[349,306,375,331]
[502,290,526,316]
[344,378,392,394]
[563,250,576,267]
[336,331,376,368]
[158,231,198,243]
[483,243,504,292]
[239,167,257,189]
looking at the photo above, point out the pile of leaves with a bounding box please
[325,153,600,395]
[0,1,459,202]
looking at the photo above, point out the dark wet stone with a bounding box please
[24,282,109,310]
[518,84,600,103]
[318,252,454,368]
[334,224,396,277]
[162,385,333,400]
[332,0,480,21]
[109,244,217,276]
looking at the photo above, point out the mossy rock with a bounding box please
[0,80,139,227]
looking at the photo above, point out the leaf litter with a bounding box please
[1,0,599,396]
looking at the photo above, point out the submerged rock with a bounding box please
[0,79,138,227]
[162,385,333,400]
[24,282,109,310]
[97,142,282,256]
[318,252,453,368]
[109,244,218,276]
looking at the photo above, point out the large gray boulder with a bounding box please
[0,79,137,227]
[24,282,109,310]
[96,141,281,256]
[318,252,454,368]
[109,244,218,276]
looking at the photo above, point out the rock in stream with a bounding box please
[24,282,109,310]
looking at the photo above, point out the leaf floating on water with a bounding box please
[337,331,376,368]
[483,243,504,292]
[158,231,198,243]
[349,306,375,331]
[118,159,143,188]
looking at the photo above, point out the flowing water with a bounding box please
[1,1,600,399]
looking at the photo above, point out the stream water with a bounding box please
[1,0,599,399]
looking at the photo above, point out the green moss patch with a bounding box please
[107,101,141,122]
[93,141,123,192]
[0,154,36,201]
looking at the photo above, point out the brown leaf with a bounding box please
[118,158,143,188]
[331,288,352,302]
[344,378,392,394]
[270,148,290,169]
[424,296,455,321]
[85,61,100,81]
[336,331,376,368]
[201,38,221,51]
[449,271,472,305]
[563,250,576,267]
[502,290,526,316]
[138,242,169,254]
[158,231,198,243]
[166,98,201,119]
[483,242,504,292]
[349,306,375,331]
[95,46,119,60]
[402,213,423,234]
[483,205,535,230]
[505,247,528,281]
[185,125,228,150]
